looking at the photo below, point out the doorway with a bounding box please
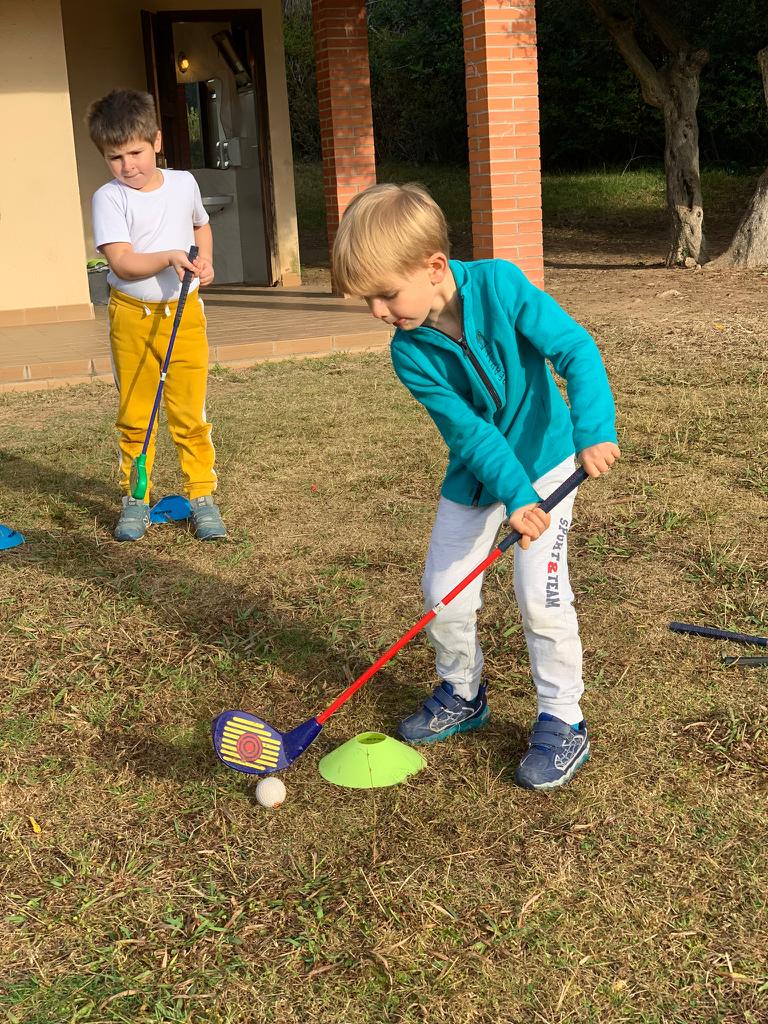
[142,9,278,285]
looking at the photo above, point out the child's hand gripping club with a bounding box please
[508,442,620,549]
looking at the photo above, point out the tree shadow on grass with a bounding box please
[0,458,405,774]
[543,259,667,271]
[1,454,538,788]
[0,453,416,784]
[95,726,215,782]
[0,448,117,529]
[15,522,394,777]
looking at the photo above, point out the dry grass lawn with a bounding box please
[1,187,767,1022]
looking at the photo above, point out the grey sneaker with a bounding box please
[191,495,227,541]
[114,496,150,542]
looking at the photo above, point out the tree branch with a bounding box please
[586,0,664,107]
[640,0,708,73]
[638,0,686,55]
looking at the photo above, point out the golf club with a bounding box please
[669,622,768,647]
[130,245,199,500]
[721,655,768,667]
[212,464,589,776]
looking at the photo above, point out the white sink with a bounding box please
[202,194,233,215]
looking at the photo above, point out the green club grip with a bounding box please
[130,453,148,501]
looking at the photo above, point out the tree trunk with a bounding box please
[586,0,709,266]
[661,62,706,266]
[714,171,768,267]
[713,48,768,268]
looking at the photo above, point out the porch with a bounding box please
[0,287,390,393]
[1,0,544,327]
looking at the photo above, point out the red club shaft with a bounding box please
[315,465,587,728]
[316,546,503,725]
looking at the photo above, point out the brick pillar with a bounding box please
[462,0,544,286]
[312,0,376,286]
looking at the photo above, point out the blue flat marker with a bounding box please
[149,495,192,524]
[0,524,25,551]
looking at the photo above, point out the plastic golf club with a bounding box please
[212,464,589,776]
[130,245,198,500]
[669,622,768,648]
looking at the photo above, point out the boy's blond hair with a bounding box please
[332,183,450,296]
[86,89,159,152]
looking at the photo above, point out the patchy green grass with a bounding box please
[0,307,767,1022]
[293,162,760,272]
[542,168,759,231]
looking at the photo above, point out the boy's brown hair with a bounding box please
[332,183,450,296]
[86,89,159,152]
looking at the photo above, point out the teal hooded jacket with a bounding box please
[390,258,617,513]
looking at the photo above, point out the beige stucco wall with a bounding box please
[0,0,91,319]
[61,0,300,284]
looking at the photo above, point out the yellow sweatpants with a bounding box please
[108,288,217,501]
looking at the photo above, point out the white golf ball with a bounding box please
[255,776,286,809]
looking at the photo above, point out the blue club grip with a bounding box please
[159,245,198,376]
[179,244,198,299]
[498,466,588,553]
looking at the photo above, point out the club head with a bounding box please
[211,710,322,776]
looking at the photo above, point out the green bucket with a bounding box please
[318,732,425,789]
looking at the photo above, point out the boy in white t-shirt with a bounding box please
[87,89,226,542]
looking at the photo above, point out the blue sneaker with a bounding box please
[114,496,150,542]
[190,496,227,541]
[514,713,590,790]
[397,682,490,745]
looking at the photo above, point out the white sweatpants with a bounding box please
[421,455,583,724]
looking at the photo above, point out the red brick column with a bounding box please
[462,0,544,286]
[312,0,377,285]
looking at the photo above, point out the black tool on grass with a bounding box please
[669,622,768,648]
[721,656,768,667]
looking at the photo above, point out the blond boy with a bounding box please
[87,89,226,541]
[332,183,620,789]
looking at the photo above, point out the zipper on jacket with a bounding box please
[425,319,503,413]
[457,335,502,412]
[456,290,502,412]
[428,290,499,510]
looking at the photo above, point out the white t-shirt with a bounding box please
[92,169,209,303]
